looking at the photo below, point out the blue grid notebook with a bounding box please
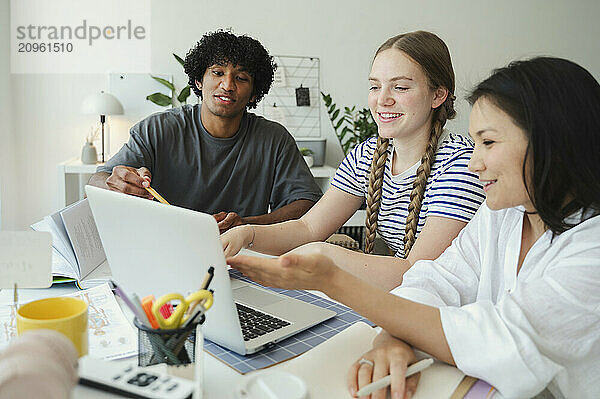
[203,269,376,374]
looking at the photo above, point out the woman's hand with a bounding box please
[226,252,339,292]
[347,330,420,399]
[221,225,254,258]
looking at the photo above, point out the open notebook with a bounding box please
[31,199,111,288]
[275,322,497,399]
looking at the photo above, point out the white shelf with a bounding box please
[59,159,335,178]
[57,158,363,227]
[56,159,103,209]
[57,159,338,209]
[308,165,336,179]
[59,158,104,173]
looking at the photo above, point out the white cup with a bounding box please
[236,370,309,399]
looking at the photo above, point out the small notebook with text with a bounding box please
[31,198,110,288]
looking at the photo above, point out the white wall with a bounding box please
[3,0,600,229]
[0,0,16,229]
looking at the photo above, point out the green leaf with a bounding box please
[146,93,172,107]
[331,109,340,122]
[173,53,185,67]
[343,142,352,155]
[321,92,378,154]
[151,75,175,91]
[338,125,352,142]
[177,85,191,103]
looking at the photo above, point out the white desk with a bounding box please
[0,285,249,398]
[57,159,338,210]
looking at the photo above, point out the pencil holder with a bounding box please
[133,315,205,367]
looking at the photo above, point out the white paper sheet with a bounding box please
[50,247,78,279]
[33,216,78,270]
[60,199,106,280]
[69,283,137,360]
[272,59,287,87]
[78,260,112,289]
[0,283,136,360]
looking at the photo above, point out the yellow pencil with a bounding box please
[144,186,170,205]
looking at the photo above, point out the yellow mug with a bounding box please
[17,297,88,357]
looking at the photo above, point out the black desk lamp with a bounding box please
[81,91,124,163]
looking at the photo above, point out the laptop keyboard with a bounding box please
[236,303,291,341]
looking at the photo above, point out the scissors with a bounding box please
[151,289,214,329]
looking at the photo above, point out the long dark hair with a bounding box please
[468,57,600,234]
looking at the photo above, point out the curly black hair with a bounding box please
[184,30,276,109]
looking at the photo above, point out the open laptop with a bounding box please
[85,185,335,355]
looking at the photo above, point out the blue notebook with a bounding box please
[203,269,376,374]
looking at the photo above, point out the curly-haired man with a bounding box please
[90,31,322,232]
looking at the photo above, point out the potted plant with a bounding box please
[299,147,314,168]
[321,92,378,156]
[146,54,195,107]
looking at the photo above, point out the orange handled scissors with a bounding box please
[151,289,213,329]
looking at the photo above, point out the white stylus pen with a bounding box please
[356,358,434,397]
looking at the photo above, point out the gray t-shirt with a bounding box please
[97,105,322,216]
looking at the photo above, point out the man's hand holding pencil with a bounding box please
[105,165,154,199]
[105,165,170,205]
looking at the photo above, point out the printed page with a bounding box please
[60,199,107,280]
[51,247,78,279]
[0,304,17,351]
[78,260,112,289]
[0,283,137,359]
[67,283,137,360]
[32,216,78,270]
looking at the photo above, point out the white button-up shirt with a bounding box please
[391,202,600,399]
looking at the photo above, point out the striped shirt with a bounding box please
[331,131,485,257]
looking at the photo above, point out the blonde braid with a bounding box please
[403,100,454,257]
[364,137,390,254]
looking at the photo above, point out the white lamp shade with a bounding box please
[81,91,124,115]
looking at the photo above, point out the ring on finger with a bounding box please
[358,358,374,368]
